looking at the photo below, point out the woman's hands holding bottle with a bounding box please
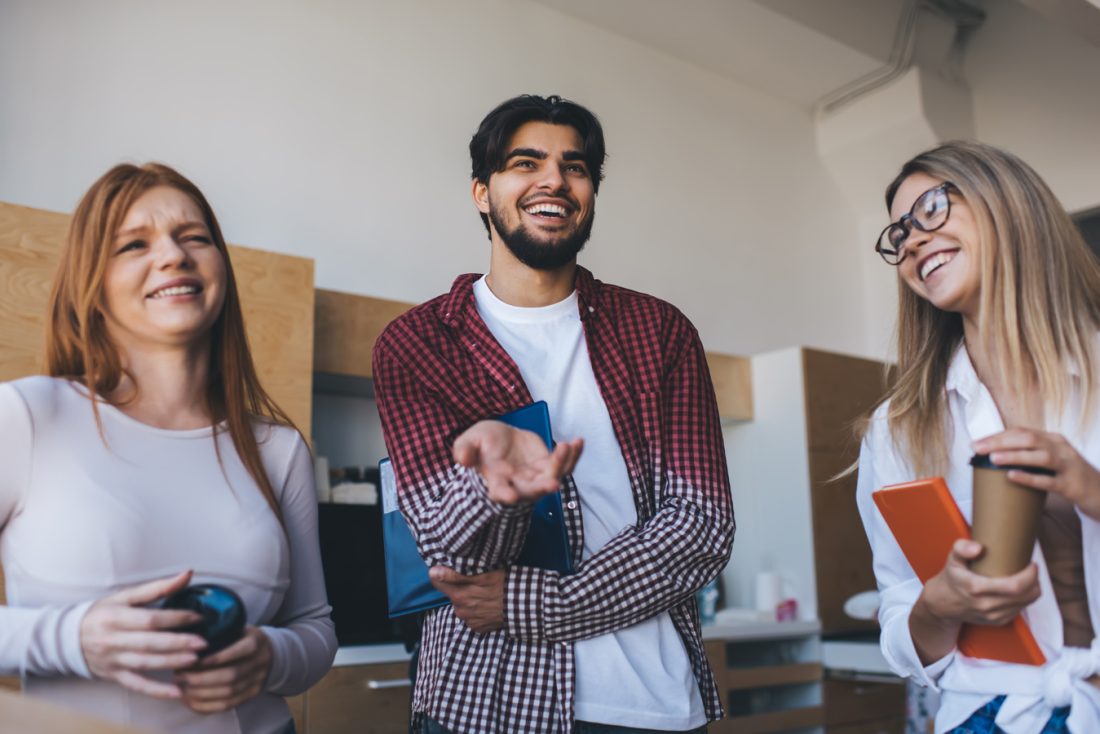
[80,570,206,699]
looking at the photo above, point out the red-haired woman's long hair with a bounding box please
[47,162,297,524]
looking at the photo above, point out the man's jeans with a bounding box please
[422,717,706,734]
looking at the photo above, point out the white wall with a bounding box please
[0,0,870,360]
[722,348,818,620]
[967,0,1100,214]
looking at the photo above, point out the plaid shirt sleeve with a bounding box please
[373,319,535,575]
[503,309,735,643]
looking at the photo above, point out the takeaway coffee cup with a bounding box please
[968,453,1052,577]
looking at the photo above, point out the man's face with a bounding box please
[474,121,596,270]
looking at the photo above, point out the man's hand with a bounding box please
[429,566,505,633]
[175,627,273,714]
[453,420,583,505]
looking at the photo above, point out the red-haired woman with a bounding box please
[0,163,335,733]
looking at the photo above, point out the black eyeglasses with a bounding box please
[875,182,957,265]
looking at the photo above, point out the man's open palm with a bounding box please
[453,420,583,505]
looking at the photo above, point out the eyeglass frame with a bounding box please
[875,181,959,266]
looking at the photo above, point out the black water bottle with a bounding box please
[164,584,247,656]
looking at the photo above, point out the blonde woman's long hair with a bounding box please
[876,141,1100,476]
[47,162,298,524]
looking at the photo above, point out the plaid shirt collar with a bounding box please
[437,264,602,330]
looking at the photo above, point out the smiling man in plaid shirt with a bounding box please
[373,94,735,734]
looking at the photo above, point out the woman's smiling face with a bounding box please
[101,186,227,356]
[892,172,984,320]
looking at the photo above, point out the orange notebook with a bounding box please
[872,477,1046,666]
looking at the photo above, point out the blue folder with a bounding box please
[381,401,574,617]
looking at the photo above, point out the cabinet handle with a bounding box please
[826,670,903,685]
[366,678,413,690]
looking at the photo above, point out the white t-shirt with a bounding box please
[856,344,1100,734]
[473,277,706,730]
[0,376,337,734]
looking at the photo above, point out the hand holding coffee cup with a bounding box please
[968,453,1053,577]
[972,428,1100,522]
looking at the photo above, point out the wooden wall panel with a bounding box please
[801,348,892,636]
[0,203,68,383]
[0,202,314,433]
[228,244,314,435]
[808,449,878,635]
[313,288,412,378]
[801,348,889,454]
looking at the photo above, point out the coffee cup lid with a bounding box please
[970,453,1054,476]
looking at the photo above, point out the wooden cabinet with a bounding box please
[801,348,890,635]
[313,287,753,421]
[0,689,153,733]
[287,661,412,734]
[722,346,890,634]
[823,677,906,733]
[704,623,825,733]
[722,346,898,731]
[313,288,411,379]
[706,351,753,422]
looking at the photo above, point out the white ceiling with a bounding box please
[529,0,907,108]
[530,0,1100,109]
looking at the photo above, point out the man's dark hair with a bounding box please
[470,94,607,233]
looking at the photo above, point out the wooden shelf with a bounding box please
[712,705,825,733]
[726,662,822,691]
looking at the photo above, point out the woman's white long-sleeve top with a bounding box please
[856,345,1100,734]
[0,376,337,733]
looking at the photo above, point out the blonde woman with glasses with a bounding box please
[856,141,1100,733]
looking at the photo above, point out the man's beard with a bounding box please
[488,203,594,271]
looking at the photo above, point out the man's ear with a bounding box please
[472,179,490,214]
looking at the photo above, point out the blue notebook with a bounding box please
[380,401,574,618]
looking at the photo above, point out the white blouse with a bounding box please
[0,377,336,734]
[856,344,1100,734]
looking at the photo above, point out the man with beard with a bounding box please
[372,95,734,734]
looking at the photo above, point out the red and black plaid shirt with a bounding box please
[373,267,735,733]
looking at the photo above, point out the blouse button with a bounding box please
[566,501,578,510]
